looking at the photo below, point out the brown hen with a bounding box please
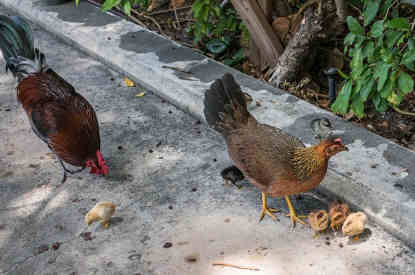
[204,73,348,226]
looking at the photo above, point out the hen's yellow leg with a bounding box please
[285,195,306,227]
[259,192,280,221]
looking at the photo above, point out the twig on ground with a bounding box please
[148,5,192,16]
[131,9,166,36]
[212,262,260,271]
[392,106,415,117]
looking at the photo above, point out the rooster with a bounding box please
[204,73,348,227]
[0,15,108,183]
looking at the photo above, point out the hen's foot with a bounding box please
[259,192,280,222]
[285,195,306,227]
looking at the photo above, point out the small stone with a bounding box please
[156,141,162,147]
[168,205,173,210]
[213,158,217,162]
[163,242,173,248]
[339,243,344,248]
[118,145,123,150]
[184,253,199,263]
[325,241,330,246]
[224,218,230,223]
[80,232,93,241]
[107,37,111,40]
[91,198,96,202]
[168,110,172,114]
[5,108,10,112]
[394,183,404,189]
[191,188,197,192]
[195,120,201,125]
[371,164,378,168]
[149,149,154,153]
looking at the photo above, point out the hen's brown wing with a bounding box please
[226,123,304,191]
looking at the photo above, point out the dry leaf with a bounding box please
[136,92,146,97]
[272,17,290,43]
[170,0,185,8]
[124,77,136,87]
[147,0,169,12]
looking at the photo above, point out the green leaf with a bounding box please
[372,95,389,112]
[344,33,356,46]
[331,80,353,114]
[401,49,415,67]
[385,30,403,48]
[370,20,384,38]
[121,0,131,16]
[351,96,365,118]
[374,62,391,91]
[347,16,364,35]
[408,38,415,50]
[380,78,394,98]
[398,71,414,94]
[387,18,410,30]
[351,48,364,80]
[200,5,210,22]
[380,0,393,17]
[387,92,403,106]
[360,77,376,101]
[363,41,375,59]
[364,0,380,26]
[101,0,121,11]
[192,0,204,17]
[206,39,227,54]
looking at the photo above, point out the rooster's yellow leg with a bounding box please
[259,192,280,221]
[285,195,306,227]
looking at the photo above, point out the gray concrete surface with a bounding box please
[2,0,415,249]
[1,6,415,275]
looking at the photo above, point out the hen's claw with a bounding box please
[285,195,306,227]
[259,192,280,221]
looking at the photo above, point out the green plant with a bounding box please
[190,0,248,60]
[75,0,149,15]
[332,0,415,118]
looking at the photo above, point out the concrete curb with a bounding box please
[1,0,415,248]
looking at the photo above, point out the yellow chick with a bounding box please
[308,209,329,238]
[329,201,349,231]
[342,212,368,240]
[85,202,116,228]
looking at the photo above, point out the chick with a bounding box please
[342,212,368,240]
[310,118,334,140]
[220,165,244,189]
[85,202,116,228]
[308,209,329,238]
[329,201,349,231]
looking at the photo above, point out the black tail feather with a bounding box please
[203,73,251,136]
[0,15,46,80]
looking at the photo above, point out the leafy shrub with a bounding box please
[332,0,415,118]
[189,0,248,60]
[76,0,149,15]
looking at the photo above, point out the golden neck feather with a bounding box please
[291,145,328,181]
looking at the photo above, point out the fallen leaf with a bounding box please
[124,77,136,87]
[170,0,185,8]
[136,92,146,97]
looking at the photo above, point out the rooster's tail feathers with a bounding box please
[0,15,46,80]
[203,73,252,136]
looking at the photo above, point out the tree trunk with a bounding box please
[334,0,348,22]
[248,0,274,71]
[231,0,283,68]
[269,7,324,87]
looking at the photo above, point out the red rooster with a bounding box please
[0,15,108,183]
